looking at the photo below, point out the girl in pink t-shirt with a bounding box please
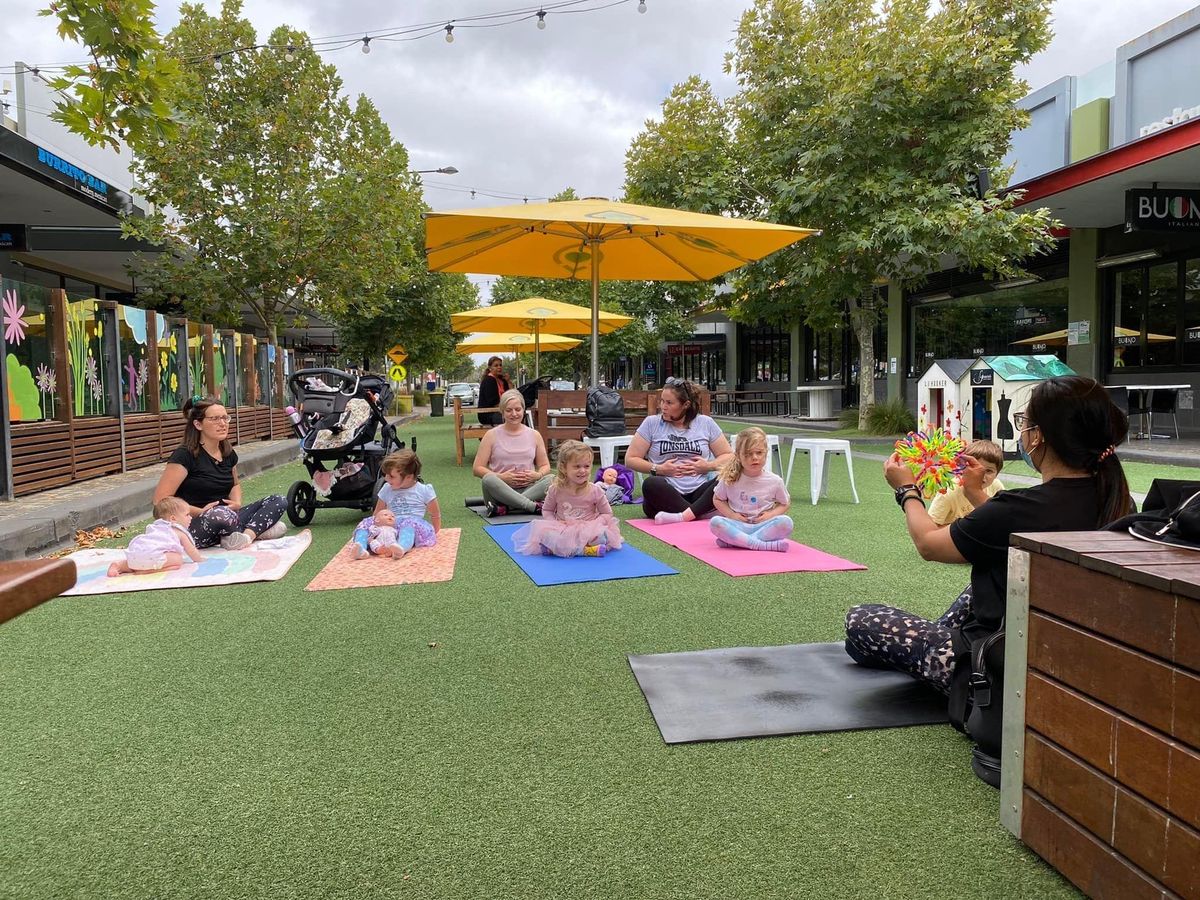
[711,427,793,552]
[513,441,623,558]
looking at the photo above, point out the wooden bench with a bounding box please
[533,389,710,452]
[1001,531,1200,899]
[453,397,501,466]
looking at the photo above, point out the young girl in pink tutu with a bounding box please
[513,441,623,558]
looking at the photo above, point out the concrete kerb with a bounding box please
[0,413,422,562]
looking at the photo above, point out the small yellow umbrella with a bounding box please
[427,198,818,384]
[454,331,583,354]
[451,297,631,378]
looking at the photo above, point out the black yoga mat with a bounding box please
[628,642,948,744]
[464,497,538,524]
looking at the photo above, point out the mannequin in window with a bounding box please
[996,392,1013,441]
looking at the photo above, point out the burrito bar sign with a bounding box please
[1125,188,1200,232]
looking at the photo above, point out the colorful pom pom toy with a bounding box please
[894,428,966,498]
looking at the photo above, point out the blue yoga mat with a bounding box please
[484,523,677,586]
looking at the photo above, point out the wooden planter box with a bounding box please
[1002,531,1200,899]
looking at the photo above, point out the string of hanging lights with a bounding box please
[0,0,649,74]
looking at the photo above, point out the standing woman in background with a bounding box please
[477,356,511,426]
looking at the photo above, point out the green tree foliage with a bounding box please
[625,0,1057,427]
[40,0,180,151]
[124,0,428,350]
[335,267,478,377]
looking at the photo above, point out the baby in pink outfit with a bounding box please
[108,497,204,576]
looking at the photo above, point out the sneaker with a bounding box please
[220,531,252,551]
[533,501,545,515]
[258,521,287,541]
[581,544,607,557]
[485,502,508,518]
[540,544,555,556]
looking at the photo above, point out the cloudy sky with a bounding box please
[5,0,1199,218]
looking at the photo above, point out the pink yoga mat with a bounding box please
[627,518,865,577]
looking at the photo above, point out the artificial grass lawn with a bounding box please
[0,416,1081,899]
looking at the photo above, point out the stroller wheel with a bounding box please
[287,481,316,526]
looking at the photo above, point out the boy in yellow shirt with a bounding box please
[928,439,1005,526]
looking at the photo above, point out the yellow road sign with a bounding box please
[389,363,407,382]
[387,344,408,365]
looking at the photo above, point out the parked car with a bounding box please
[447,383,475,407]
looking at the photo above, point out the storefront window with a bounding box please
[1184,261,1200,366]
[256,343,273,405]
[912,279,1068,373]
[665,341,725,389]
[1146,263,1180,367]
[116,306,154,413]
[2,278,57,423]
[1109,261,1189,369]
[185,321,207,399]
[158,316,182,410]
[216,334,235,405]
[235,334,252,406]
[739,326,789,384]
[805,327,842,383]
[65,297,113,417]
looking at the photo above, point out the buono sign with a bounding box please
[1125,188,1200,232]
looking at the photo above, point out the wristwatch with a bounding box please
[894,484,923,508]
[650,464,658,477]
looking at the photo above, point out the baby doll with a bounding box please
[351,507,403,559]
[598,467,626,506]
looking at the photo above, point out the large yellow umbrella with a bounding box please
[454,331,583,355]
[450,297,631,378]
[426,198,818,384]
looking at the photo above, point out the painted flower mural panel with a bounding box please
[3,288,27,345]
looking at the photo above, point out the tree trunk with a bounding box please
[849,297,876,431]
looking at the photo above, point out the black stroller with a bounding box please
[284,368,402,526]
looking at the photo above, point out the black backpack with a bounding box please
[584,386,625,438]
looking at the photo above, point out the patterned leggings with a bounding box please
[188,495,288,549]
[710,515,794,549]
[843,585,972,695]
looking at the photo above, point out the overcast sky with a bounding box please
[4,0,1198,313]
[5,0,1199,212]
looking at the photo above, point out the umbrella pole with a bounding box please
[535,321,541,380]
[590,239,600,387]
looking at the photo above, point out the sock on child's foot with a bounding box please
[581,544,606,557]
[654,511,685,524]
[763,540,788,552]
[715,538,733,548]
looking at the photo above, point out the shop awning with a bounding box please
[1011,117,1200,228]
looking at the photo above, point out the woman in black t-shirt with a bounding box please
[845,376,1132,692]
[152,397,288,550]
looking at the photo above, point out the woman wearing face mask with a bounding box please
[843,376,1132,781]
[626,379,733,523]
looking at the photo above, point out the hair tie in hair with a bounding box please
[1096,444,1117,464]
[191,395,204,404]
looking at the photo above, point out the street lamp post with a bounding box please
[410,167,458,175]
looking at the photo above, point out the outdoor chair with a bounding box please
[1149,388,1180,440]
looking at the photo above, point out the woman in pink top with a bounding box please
[513,441,623,557]
[472,388,553,516]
